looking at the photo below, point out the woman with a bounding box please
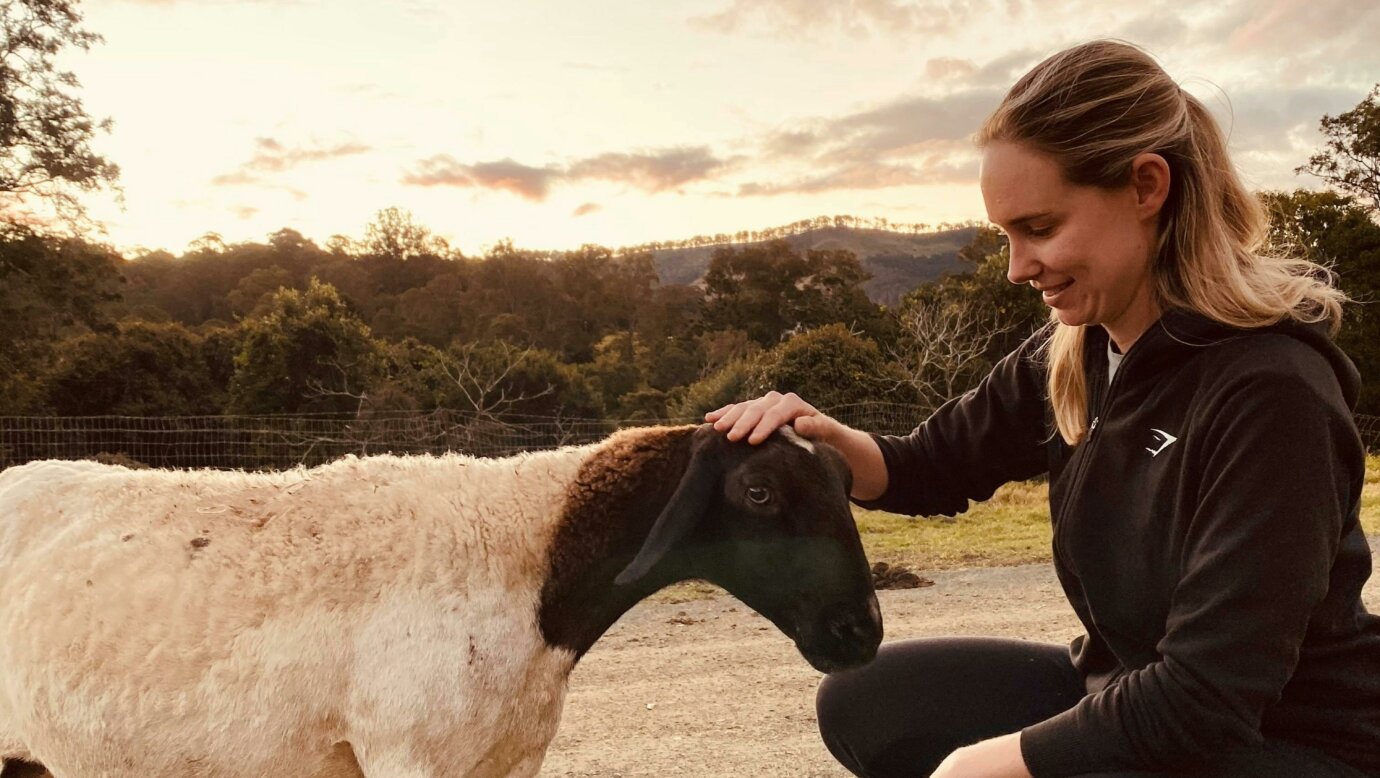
[707,40,1379,778]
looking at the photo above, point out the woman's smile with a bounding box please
[1038,279,1075,306]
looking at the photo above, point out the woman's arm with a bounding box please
[709,323,1055,517]
[929,732,1034,778]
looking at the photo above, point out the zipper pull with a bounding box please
[1088,416,1100,436]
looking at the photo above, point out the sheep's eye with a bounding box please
[746,486,772,505]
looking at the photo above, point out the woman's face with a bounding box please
[979,140,1168,349]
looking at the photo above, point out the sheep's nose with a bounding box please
[829,615,877,643]
[826,596,882,646]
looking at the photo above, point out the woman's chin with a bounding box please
[1053,307,1089,327]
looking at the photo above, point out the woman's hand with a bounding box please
[706,391,890,501]
[929,733,1033,778]
[705,391,838,445]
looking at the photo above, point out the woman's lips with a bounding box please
[1041,280,1074,306]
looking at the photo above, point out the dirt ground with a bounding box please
[539,557,1380,778]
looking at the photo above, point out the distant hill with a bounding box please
[647,225,979,306]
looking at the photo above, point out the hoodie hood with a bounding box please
[1086,307,1362,411]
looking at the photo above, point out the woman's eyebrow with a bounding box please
[1001,211,1055,228]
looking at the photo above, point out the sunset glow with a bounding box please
[73,0,1379,255]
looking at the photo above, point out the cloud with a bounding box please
[400,156,559,200]
[762,129,821,156]
[825,89,1004,156]
[743,87,1002,195]
[401,146,732,201]
[738,153,979,196]
[212,137,372,186]
[1210,0,1380,55]
[566,147,731,192]
[923,57,980,83]
[232,206,259,220]
[209,171,259,186]
[572,202,602,217]
[1108,12,1192,50]
[1201,84,1367,153]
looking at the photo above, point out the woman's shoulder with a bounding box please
[1164,309,1358,407]
[1187,335,1360,437]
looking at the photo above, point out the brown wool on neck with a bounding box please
[538,425,698,655]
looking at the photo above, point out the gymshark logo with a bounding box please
[1146,428,1178,457]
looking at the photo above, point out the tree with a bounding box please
[226,265,294,317]
[746,324,919,410]
[702,240,880,347]
[361,207,451,260]
[1260,189,1380,414]
[580,331,644,413]
[1297,85,1380,215]
[1,0,118,227]
[186,231,226,255]
[0,223,122,412]
[890,296,1014,412]
[435,340,600,421]
[901,226,1046,368]
[672,356,756,418]
[227,278,382,414]
[0,0,120,230]
[42,321,222,415]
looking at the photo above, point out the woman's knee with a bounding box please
[814,637,1084,777]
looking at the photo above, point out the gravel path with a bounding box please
[540,557,1380,777]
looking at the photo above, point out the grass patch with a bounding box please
[859,453,1380,571]
[1363,453,1380,535]
[855,479,1053,571]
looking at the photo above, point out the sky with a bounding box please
[66,0,1380,256]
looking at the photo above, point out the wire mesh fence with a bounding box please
[1,405,1377,472]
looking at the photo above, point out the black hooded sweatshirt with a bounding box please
[852,308,1380,777]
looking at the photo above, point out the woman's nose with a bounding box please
[1007,242,1041,286]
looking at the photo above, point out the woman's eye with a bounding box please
[1026,225,1052,238]
[746,486,772,505]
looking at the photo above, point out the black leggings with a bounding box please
[816,637,1375,778]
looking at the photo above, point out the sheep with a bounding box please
[0,422,882,778]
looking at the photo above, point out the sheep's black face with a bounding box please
[677,425,882,673]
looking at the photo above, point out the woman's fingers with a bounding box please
[704,403,734,422]
[709,399,752,433]
[791,413,828,439]
[705,392,821,445]
[725,392,781,442]
[749,393,811,444]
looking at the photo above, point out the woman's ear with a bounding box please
[1130,151,1171,221]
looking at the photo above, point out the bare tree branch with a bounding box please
[437,342,555,424]
[889,298,1013,410]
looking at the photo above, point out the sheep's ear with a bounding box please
[614,427,720,587]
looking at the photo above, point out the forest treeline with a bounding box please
[1,0,1377,426]
[2,1,1380,430]
[2,188,1378,425]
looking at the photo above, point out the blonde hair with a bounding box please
[975,39,1345,445]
